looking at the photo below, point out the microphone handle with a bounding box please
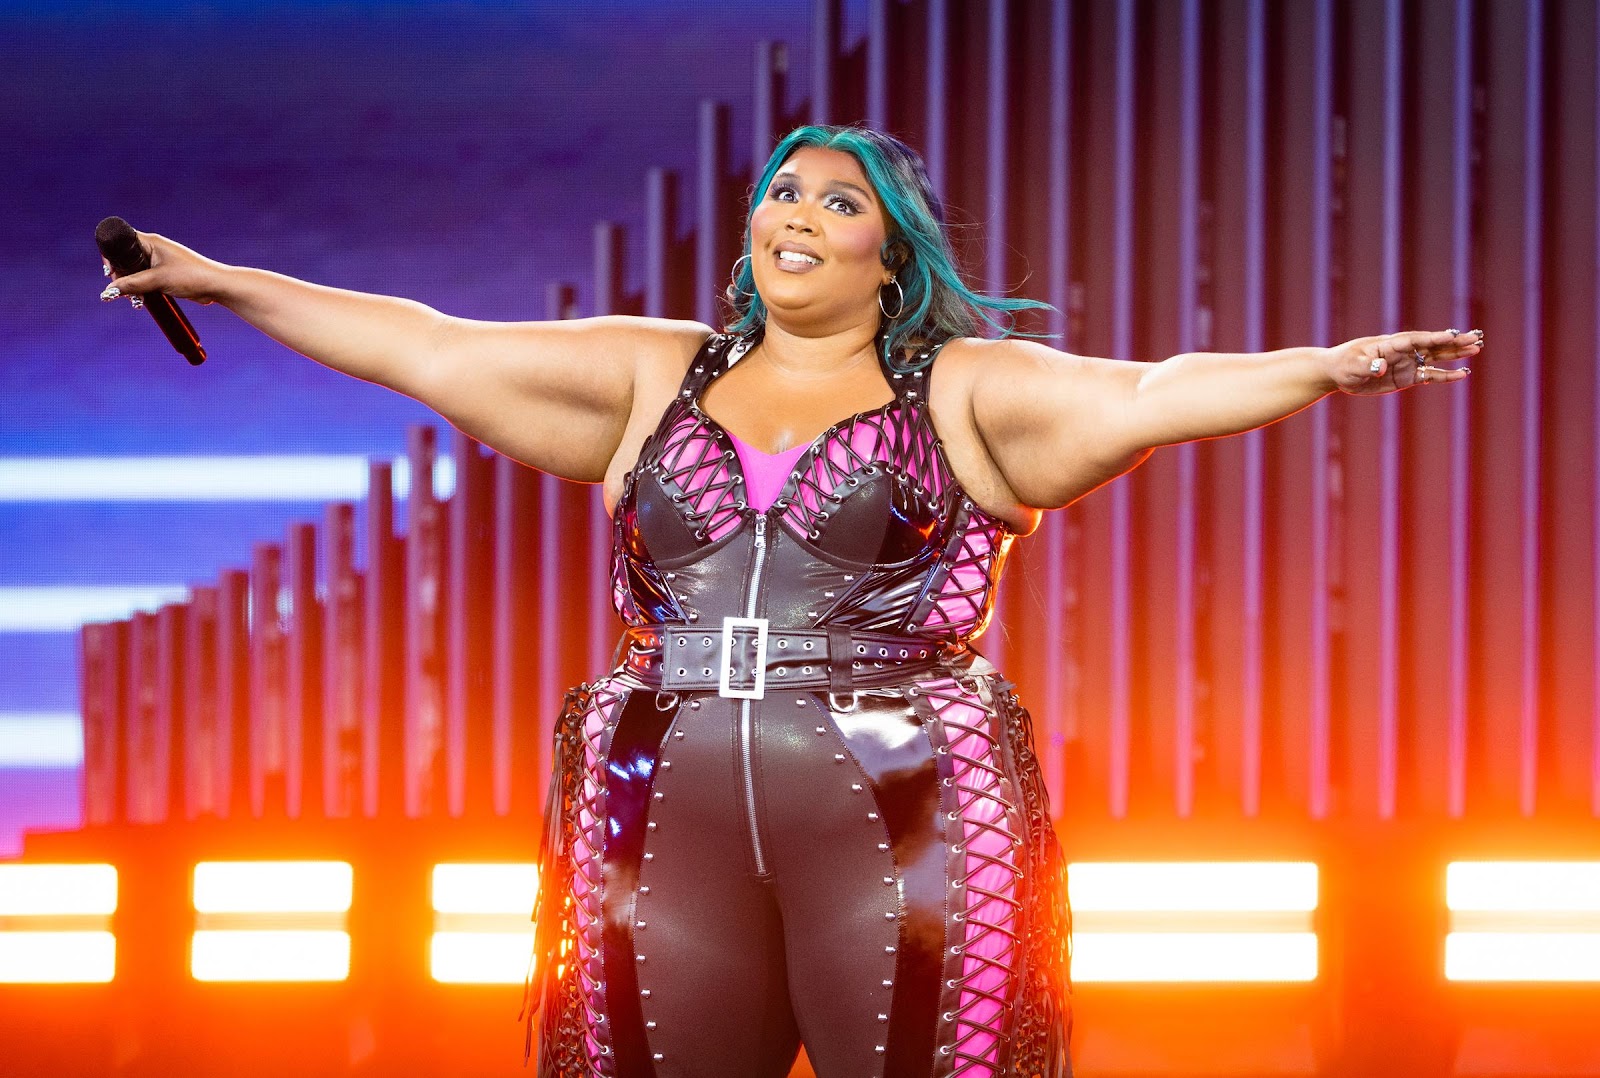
[145,292,206,365]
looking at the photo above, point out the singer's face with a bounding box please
[748,147,894,327]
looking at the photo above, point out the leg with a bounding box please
[631,694,801,1077]
[765,681,1073,1078]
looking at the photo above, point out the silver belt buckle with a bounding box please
[718,616,769,700]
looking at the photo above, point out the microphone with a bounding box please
[95,216,207,365]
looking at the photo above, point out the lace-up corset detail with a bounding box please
[611,329,1015,644]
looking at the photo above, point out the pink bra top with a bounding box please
[724,430,810,513]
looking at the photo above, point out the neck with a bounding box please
[751,316,883,380]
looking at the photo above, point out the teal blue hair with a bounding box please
[725,124,1055,371]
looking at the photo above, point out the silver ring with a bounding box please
[1368,357,1383,376]
[129,296,145,311]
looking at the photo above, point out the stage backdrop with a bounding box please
[0,0,815,855]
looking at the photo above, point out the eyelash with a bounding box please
[771,183,862,216]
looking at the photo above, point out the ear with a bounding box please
[881,237,912,275]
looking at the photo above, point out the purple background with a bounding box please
[0,0,833,855]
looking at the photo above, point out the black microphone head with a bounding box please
[96,216,149,272]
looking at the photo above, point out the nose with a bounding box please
[784,202,819,234]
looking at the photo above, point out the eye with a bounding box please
[826,193,862,216]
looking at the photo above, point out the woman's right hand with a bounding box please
[100,231,233,306]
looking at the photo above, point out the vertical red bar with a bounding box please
[406,426,447,818]
[80,620,128,828]
[286,520,322,820]
[250,541,286,818]
[494,452,540,819]
[364,460,405,819]
[185,586,220,820]
[324,502,363,818]
[217,569,250,819]
[448,431,494,818]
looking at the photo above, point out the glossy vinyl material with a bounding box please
[530,328,1072,1077]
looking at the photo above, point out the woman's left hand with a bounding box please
[1328,327,1483,395]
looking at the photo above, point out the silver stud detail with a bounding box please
[639,886,651,895]
[881,979,893,989]
[646,1020,657,1030]
[644,852,654,861]
[637,954,646,963]
[851,783,863,792]
[673,731,685,740]
[883,877,894,886]
[660,760,671,769]
[834,753,846,763]
[816,726,826,735]
[640,988,651,998]
[653,1053,664,1062]
[796,698,807,707]
[877,1014,889,1023]
[636,920,647,928]
[877,842,889,851]
[951,945,962,954]
[885,945,897,954]
[654,791,665,800]
[884,911,896,921]
[867,811,879,820]
[876,1045,886,1054]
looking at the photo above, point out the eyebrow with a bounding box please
[772,172,876,204]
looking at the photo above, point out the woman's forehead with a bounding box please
[776,147,877,200]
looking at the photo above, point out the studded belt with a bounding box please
[617,620,948,701]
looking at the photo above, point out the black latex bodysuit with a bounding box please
[526,327,1073,1077]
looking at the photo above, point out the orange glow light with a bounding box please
[0,864,117,983]
[1066,861,1319,983]
[429,863,537,984]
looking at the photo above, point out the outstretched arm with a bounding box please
[968,327,1483,510]
[100,231,711,481]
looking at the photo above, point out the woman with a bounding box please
[100,124,1480,1078]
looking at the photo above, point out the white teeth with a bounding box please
[778,250,821,265]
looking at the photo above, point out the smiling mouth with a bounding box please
[775,250,822,268]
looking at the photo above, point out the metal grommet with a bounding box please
[803,640,814,650]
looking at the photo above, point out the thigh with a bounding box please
[537,688,801,1078]
[763,680,1074,1078]
[627,694,801,1077]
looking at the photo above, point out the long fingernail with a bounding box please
[1461,367,1471,375]
[100,285,121,301]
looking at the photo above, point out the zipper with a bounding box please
[739,513,771,876]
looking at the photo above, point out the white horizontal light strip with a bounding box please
[0,455,454,502]
[1071,932,1319,982]
[0,864,117,915]
[1446,861,1600,981]
[0,586,192,632]
[0,713,83,768]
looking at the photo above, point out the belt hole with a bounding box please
[677,668,687,676]
[803,641,814,650]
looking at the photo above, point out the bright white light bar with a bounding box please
[431,932,535,984]
[1445,861,1600,981]
[193,861,352,913]
[0,713,84,768]
[1446,933,1600,982]
[0,586,192,632]
[431,863,538,914]
[191,930,349,982]
[1065,862,1318,983]
[0,932,116,983]
[0,864,117,916]
[0,455,454,502]
[0,865,118,983]
[430,863,537,984]
[1448,861,1600,911]
[1071,931,1318,982]
[1069,861,1319,911]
